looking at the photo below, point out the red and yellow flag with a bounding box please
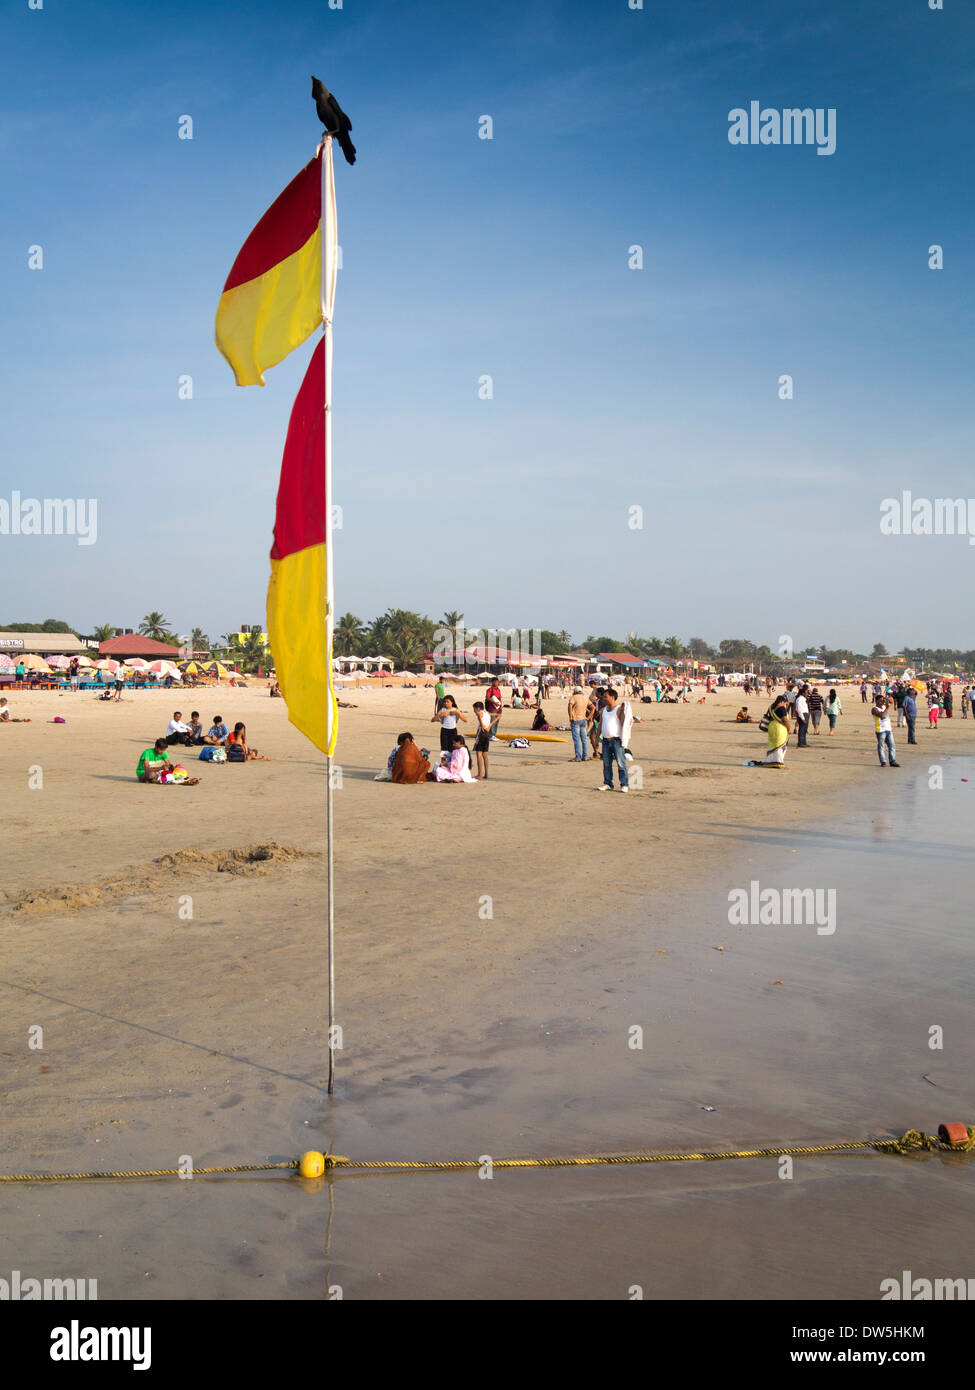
[266,338,337,754]
[215,154,323,387]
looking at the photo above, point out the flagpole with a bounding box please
[320,135,337,1095]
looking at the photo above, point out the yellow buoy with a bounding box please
[299,1150,326,1178]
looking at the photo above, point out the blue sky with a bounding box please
[2,0,973,650]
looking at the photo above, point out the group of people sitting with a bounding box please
[380,731,477,784]
[152,711,269,763]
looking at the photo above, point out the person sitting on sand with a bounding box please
[736,706,752,723]
[166,711,193,746]
[187,711,205,744]
[532,704,551,732]
[0,697,31,723]
[391,732,431,784]
[137,738,173,783]
[433,734,476,782]
[204,715,229,745]
[226,722,269,760]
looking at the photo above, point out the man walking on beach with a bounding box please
[434,676,446,715]
[871,693,899,767]
[902,686,917,745]
[597,688,629,792]
[568,685,589,761]
[794,684,810,747]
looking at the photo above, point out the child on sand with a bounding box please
[0,698,31,722]
[472,700,497,779]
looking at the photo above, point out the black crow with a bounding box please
[311,76,356,165]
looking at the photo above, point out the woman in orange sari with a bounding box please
[391,733,431,784]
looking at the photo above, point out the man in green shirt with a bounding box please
[137,738,172,783]
[434,677,446,715]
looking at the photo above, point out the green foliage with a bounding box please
[0,618,77,634]
[539,629,571,654]
[139,612,170,640]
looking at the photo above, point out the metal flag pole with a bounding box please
[319,134,338,1095]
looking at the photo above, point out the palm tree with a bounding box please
[237,630,268,672]
[389,633,422,668]
[139,612,170,640]
[334,613,365,656]
[190,626,209,655]
[92,623,115,643]
[442,610,464,631]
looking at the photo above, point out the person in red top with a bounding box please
[226,722,271,760]
[485,680,503,741]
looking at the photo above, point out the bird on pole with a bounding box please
[311,76,356,165]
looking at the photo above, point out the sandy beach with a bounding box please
[2,679,973,1299]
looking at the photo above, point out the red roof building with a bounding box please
[98,634,182,659]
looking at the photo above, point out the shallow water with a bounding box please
[3,754,974,1299]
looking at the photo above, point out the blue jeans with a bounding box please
[876,730,896,764]
[570,719,588,760]
[601,737,628,787]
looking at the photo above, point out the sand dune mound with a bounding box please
[651,767,713,778]
[5,842,315,916]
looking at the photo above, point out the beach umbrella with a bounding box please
[96,658,123,672]
[46,655,71,669]
[75,654,96,666]
[0,654,14,670]
[203,661,234,678]
[22,653,53,671]
[125,658,151,671]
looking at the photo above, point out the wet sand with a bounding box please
[1,684,973,1298]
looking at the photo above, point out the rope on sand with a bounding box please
[0,1127,971,1183]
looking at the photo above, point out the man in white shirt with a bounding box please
[597,688,629,792]
[794,684,810,747]
[165,711,192,746]
[871,694,899,768]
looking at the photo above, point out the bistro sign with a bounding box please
[0,639,25,649]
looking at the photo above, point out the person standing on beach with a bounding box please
[747,693,791,767]
[432,694,468,752]
[568,685,589,761]
[434,676,446,715]
[794,684,810,747]
[588,688,604,758]
[860,680,867,703]
[826,687,842,735]
[485,680,503,741]
[872,694,899,767]
[597,689,629,792]
[472,701,497,779]
[807,686,824,734]
[902,686,918,744]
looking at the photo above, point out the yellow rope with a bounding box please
[0,1128,971,1183]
